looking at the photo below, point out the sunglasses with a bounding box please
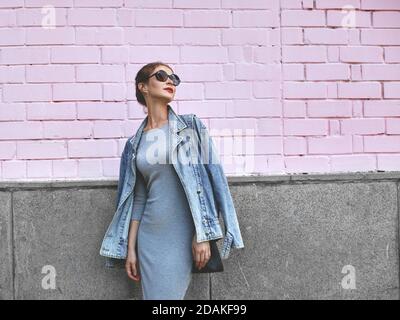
[146,69,181,86]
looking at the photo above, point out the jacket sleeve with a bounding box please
[131,170,148,222]
[192,114,245,260]
[115,140,129,211]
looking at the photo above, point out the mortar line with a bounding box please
[397,180,400,298]
[11,191,15,300]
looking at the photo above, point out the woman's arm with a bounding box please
[128,170,148,250]
[126,171,147,281]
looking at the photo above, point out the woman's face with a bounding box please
[141,65,176,103]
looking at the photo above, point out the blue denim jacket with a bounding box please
[99,104,244,268]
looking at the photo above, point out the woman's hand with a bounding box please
[192,235,211,270]
[125,248,140,281]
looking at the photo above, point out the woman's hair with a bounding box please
[135,61,173,107]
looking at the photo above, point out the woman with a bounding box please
[117,61,245,300]
[125,62,212,300]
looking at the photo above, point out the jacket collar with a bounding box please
[129,104,187,155]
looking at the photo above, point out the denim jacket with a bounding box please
[99,104,244,268]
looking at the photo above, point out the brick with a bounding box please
[26,27,74,45]
[181,46,227,63]
[327,10,370,27]
[130,45,181,63]
[361,0,400,10]
[284,101,306,117]
[53,83,102,101]
[135,9,183,27]
[282,46,327,62]
[316,0,360,9]
[185,10,230,27]
[222,29,270,45]
[24,0,73,7]
[53,159,77,178]
[285,156,330,173]
[0,122,42,140]
[0,142,16,159]
[385,47,400,63]
[93,120,124,138]
[341,119,385,134]
[43,121,92,139]
[304,28,348,44]
[373,12,400,28]
[0,103,25,121]
[253,81,281,98]
[387,119,400,134]
[0,66,25,83]
[103,84,126,101]
[67,8,117,26]
[17,8,67,26]
[51,46,100,63]
[283,82,327,99]
[205,82,251,99]
[27,160,52,178]
[175,64,222,82]
[362,65,400,80]
[364,101,400,117]
[308,136,352,154]
[173,29,220,45]
[26,65,75,83]
[0,0,23,8]
[284,137,307,155]
[75,27,124,45]
[306,63,350,80]
[232,10,278,27]
[281,10,325,26]
[331,155,376,172]
[338,82,381,98]
[125,27,172,44]
[77,102,126,120]
[0,10,17,26]
[26,102,76,120]
[257,119,282,135]
[308,100,352,117]
[284,119,328,135]
[3,84,51,102]
[74,0,123,7]
[281,28,303,45]
[221,0,273,9]
[384,83,400,98]
[173,0,220,8]
[101,46,129,63]
[68,140,117,157]
[236,64,280,81]
[76,65,124,82]
[361,29,400,45]
[340,46,383,63]
[0,28,24,45]
[283,64,305,80]
[378,155,400,171]
[364,136,400,152]
[2,161,26,179]
[17,141,67,159]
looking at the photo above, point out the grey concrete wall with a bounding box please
[0,172,399,300]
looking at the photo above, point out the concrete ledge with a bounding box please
[1,171,399,299]
[1,171,400,190]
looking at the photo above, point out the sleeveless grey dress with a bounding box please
[130,121,196,300]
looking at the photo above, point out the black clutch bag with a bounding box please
[192,239,224,273]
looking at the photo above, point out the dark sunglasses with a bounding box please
[146,69,181,86]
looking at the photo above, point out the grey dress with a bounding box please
[130,121,196,300]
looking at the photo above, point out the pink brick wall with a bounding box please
[0,0,400,180]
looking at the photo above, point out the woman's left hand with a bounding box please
[192,235,211,270]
